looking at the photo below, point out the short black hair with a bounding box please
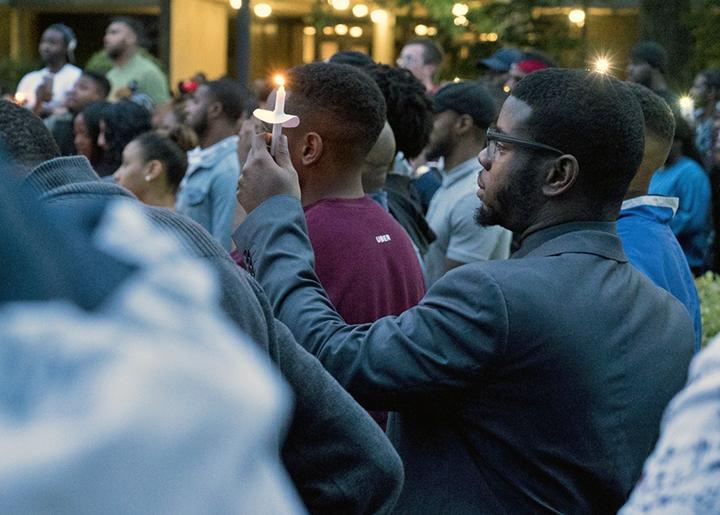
[287,62,387,161]
[701,68,720,91]
[623,81,675,143]
[205,78,247,121]
[0,100,59,168]
[100,100,152,171]
[363,64,433,159]
[512,68,645,211]
[82,70,112,99]
[134,130,188,193]
[328,51,374,67]
[110,16,146,45]
[630,41,667,73]
[405,38,443,66]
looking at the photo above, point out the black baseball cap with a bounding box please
[433,81,496,128]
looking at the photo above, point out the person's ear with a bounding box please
[207,100,223,121]
[454,114,475,136]
[542,154,578,197]
[144,159,163,182]
[300,132,323,166]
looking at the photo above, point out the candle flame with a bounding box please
[273,74,285,87]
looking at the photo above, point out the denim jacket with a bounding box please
[176,135,240,250]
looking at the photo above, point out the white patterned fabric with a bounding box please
[620,335,720,514]
[0,200,304,515]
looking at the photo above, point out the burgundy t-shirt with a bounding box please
[304,196,425,325]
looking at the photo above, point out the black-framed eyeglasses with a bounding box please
[485,127,565,160]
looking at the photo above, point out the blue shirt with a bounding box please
[618,196,702,352]
[176,135,240,250]
[648,157,712,269]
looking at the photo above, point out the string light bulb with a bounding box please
[254,3,272,17]
[352,4,369,17]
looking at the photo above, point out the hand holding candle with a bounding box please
[252,74,300,157]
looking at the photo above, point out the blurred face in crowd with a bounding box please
[426,110,458,161]
[626,60,653,88]
[690,73,712,106]
[503,64,525,94]
[114,140,150,198]
[184,85,212,137]
[39,28,67,66]
[397,44,434,85]
[73,114,95,162]
[65,76,104,113]
[104,22,135,60]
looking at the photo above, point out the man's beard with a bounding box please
[425,133,452,163]
[474,157,544,232]
[106,47,123,61]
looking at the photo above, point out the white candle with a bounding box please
[252,73,299,158]
[271,80,286,156]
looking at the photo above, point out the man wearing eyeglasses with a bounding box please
[396,38,443,95]
[234,68,695,514]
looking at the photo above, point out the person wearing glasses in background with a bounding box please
[396,38,444,95]
[233,68,695,513]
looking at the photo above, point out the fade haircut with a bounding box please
[623,81,675,143]
[82,70,112,99]
[0,100,59,169]
[287,62,386,161]
[363,64,433,159]
[512,68,644,210]
[206,78,247,122]
[406,38,443,66]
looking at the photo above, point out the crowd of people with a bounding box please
[1,14,720,514]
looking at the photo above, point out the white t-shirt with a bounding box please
[425,157,512,285]
[16,63,82,111]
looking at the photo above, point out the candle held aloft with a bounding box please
[253,74,299,157]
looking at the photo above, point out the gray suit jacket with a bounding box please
[234,195,695,514]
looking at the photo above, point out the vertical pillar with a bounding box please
[371,10,396,65]
[236,0,251,89]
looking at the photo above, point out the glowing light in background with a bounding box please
[414,24,428,36]
[593,56,612,75]
[451,3,469,16]
[352,4,369,17]
[334,23,348,35]
[230,0,242,9]
[349,26,363,37]
[303,26,316,35]
[370,9,388,23]
[254,3,272,17]
[679,95,695,120]
[568,8,586,27]
[331,0,350,10]
[453,15,469,26]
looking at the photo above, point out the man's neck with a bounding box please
[300,172,365,208]
[443,143,483,174]
[113,48,137,67]
[142,189,176,210]
[198,122,236,149]
[45,60,66,74]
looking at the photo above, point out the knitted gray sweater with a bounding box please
[25,156,404,514]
